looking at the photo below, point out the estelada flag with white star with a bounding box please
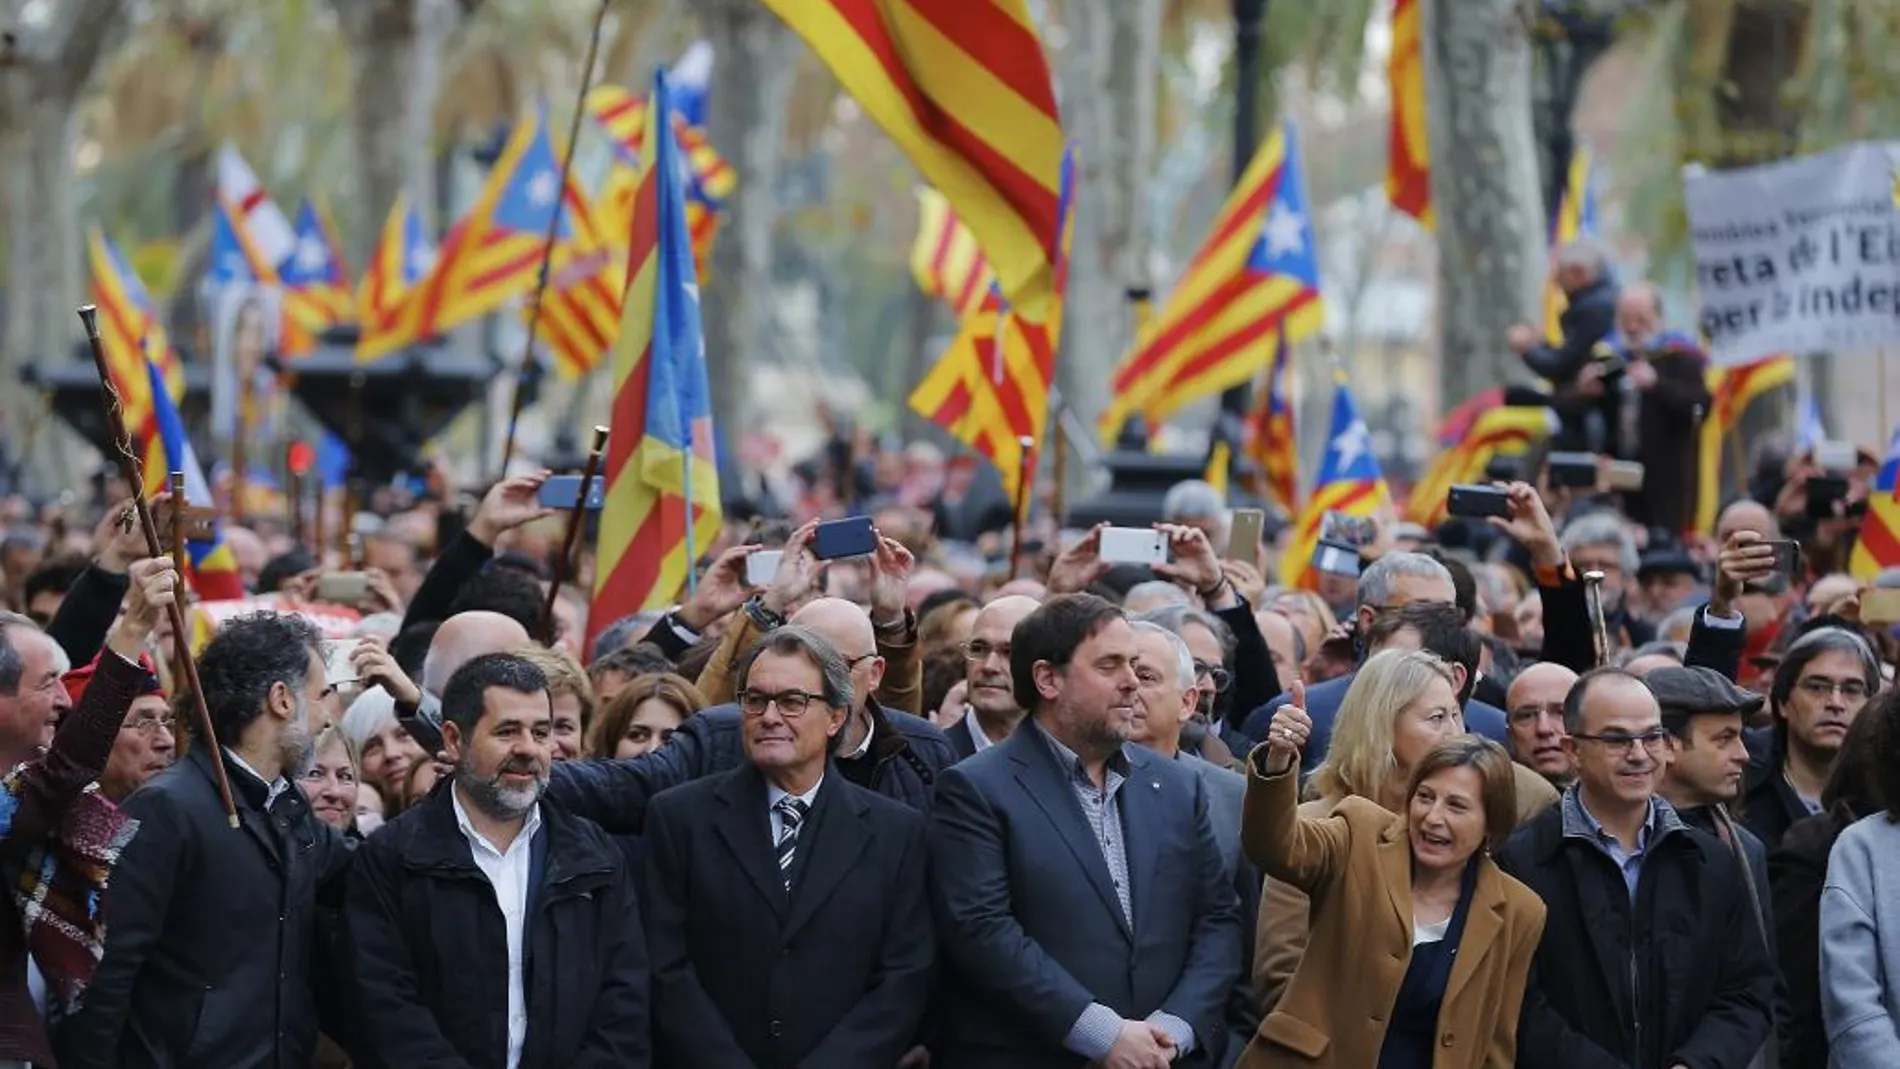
[1280,375,1390,589]
[279,198,356,357]
[1099,118,1324,441]
[357,108,576,362]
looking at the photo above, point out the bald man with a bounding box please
[1507,662,1580,788]
[944,595,1040,761]
[1717,500,1779,544]
[391,610,537,754]
[547,601,957,835]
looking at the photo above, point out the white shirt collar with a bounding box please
[966,708,995,752]
[766,775,824,812]
[450,786,543,859]
[224,747,293,809]
[841,708,876,761]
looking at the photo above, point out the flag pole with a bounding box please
[499,0,612,475]
[1007,435,1035,580]
[79,305,240,829]
[1050,401,1068,526]
[167,469,193,707]
[683,429,700,598]
[232,367,252,525]
[543,425,608,644]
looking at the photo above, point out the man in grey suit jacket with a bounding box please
[1128,620,1258,1069]
[927,594,1242,1069]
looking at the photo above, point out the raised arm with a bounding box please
[1238,686,1352,892]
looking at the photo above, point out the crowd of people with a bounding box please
[0,411,1897,1069]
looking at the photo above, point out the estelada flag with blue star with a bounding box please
[279,198,354,353]
[1281,376,1390,588]
[356,193,435,328]
[1100,118,1324,439]
[356,109,573,362]
[587,69,722,653]
[1849,425,1900,580]
[140,358,245,601]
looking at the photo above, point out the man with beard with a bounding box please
[927,594,1240,1069]
[343,653,649,1068]
[63,613,350,1069]
[944,595,1040,759]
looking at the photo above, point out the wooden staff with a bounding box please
[499,0,612,475]
[541,425,608,644]
[1050,411,1068,527]
[80,305,239,828]
[1007,435,1035,580]
[286,464,305,547]
[312,478,327,564]
[167,470,193,709]
[232,367,252,525]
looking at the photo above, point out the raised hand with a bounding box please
[352,636,422,707]
[1262,681,1311,776]
[1486,481,1562,568]
[1048,523,1113,595]
[468,470,555,546]
[1712,531,1779,618]
[108,557,179,661]
[678,545,763,631]
[1150,523,1223,597]
[868,535,916,627]
[760,521,823,616]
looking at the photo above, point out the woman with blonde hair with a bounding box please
[1253,649,1559,1012]
[510,645,594,761]
[1240,700,1546,1068]
[586,672,707,759]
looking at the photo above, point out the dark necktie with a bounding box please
[774,797,808,891]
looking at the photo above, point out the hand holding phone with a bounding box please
[746,550,784,587]
[810,516,878,561]
[536,475,606,511]
[316,571,371,605]
[1446,484,1512,519]
[1098,527,1169,565]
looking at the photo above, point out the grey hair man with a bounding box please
[0,609,72,767]
[1561,511,1642,627]
[66,612,351,1069]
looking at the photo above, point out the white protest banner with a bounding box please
[1683,141,1900,366]
[194,594,362,640]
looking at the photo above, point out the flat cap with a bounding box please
[1643,664,1765,718]
[1637,545,1704,582]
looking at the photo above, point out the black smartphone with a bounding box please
[1546,452,1599,488]
[1765,538,1803,578]
[811,516,878,561]
[537,475,606,510]
[1805,475,1849,519]
[1447,484,1512,519]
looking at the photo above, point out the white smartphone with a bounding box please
[746,550,784,587]
[1098,526,1168,565]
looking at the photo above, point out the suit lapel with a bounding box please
[1120,749,1166,941]
[1444,859,1508,1006]
[712,766,788,921]
[1376,821,1413,936]
[783,775,871,940]
[1007,726,1131,941]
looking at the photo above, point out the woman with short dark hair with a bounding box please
[1818,687,1900,1065]
[1239,690,1546,1069]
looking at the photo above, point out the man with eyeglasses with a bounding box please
[642,626,933,1069]
[1500,667,1774,1069]
[61,650,174,803]
[945,595,1040,761]
[1741,626,1880,851]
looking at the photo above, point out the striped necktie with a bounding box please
[774,797,809,891]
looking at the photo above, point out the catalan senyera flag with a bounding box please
[1541,146,1599,343]
[531,177,629,381]
[758,0,1064,309]
[356,193,435,329]
[1281,380,1390,589]
[1694,355,1797,532]
[1242,322,1298,513]
[279,199,355,351]
[1405,403,1556,528]
[141,358,245,602]
[907,149,1075,506]
[356,110,572,362]
[587,84,734,278]
[1384,0,1431,228]
[911,186,997,320]
[589,72,723,646]
[1100,120,1324,439]
[87,229,185,434]
[1848,426,1900,580]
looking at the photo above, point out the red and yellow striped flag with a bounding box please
[907,151,1074,505]
[1405,404,1555,528]
[759,0,1064,309]
[1385,0,1432,227]
[589,73,723,645]
[1695,355,1796,532]
[1541,147,1597,343]
[910,186,997,319]
[86,229,185,435]
[526,178,628,381]
[586,84,734,279]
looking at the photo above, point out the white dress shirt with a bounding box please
[766,776,823,843]
[966,710,996,753]
[452,789,542,1069]
[223,748,293,808]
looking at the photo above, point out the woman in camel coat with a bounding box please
[1239,682,1545,1069]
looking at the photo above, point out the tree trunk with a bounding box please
[701,0,794,456]
[3,103,84,370]
[1422,0,1545,403]
[1055,0,1163,439]
[332,0,457,259]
